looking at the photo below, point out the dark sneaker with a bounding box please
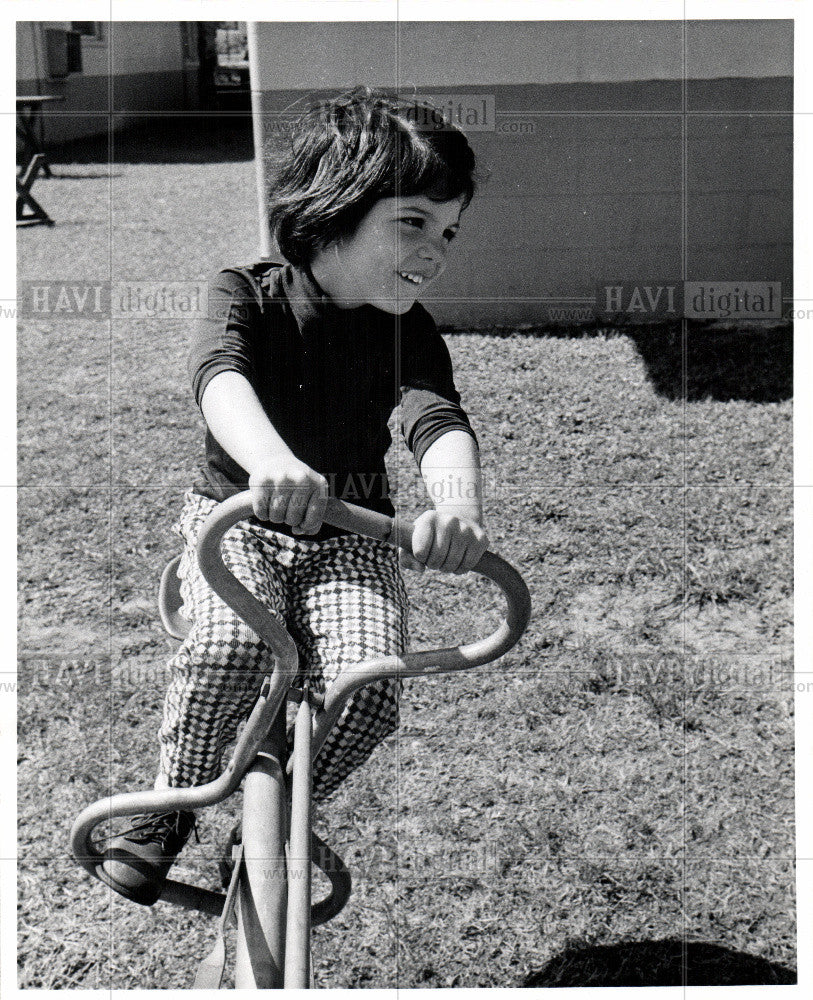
[98,810,198,906]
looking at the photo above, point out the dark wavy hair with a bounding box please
[267,87,478,267]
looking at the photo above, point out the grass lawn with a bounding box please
[17,122,794,988]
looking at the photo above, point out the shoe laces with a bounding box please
[97,810,199,849]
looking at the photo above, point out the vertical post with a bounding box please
[285,692,313,986]
[196,22,218,112]
[235,706,288,988]
[246,22,272,259]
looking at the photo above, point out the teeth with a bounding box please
[399,271,424,285]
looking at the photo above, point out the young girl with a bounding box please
[101,88,488,905]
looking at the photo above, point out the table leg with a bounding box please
[18,107,52,178]
[16,154,54,226]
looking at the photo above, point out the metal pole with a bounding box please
[235,707,288,988]
[285,692,313,986]
[246,22,272,258]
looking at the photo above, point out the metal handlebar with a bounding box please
[198,493,532,673]
[70,492,531,915]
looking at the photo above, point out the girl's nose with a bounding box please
[417,238,446,263]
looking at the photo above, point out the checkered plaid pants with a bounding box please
[156,491,408,801]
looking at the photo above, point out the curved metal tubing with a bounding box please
[199,494,530,775]
[70,673,288,885]
[310,832,352,926]
[70,492,531,916]
[303,557,531,767]
[144,834,351,925]
[157,553,189,640]
[71,683,353,924]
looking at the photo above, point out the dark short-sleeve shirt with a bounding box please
[188,261,478,540]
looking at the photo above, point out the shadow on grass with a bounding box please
[447,321,791,403]
[524,938,796,986]
[628,322,792,403]
[45,116,254,166]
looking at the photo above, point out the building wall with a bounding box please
[254,20,790,88]
[17,22,198,146]
[253,21,792,326]
[16,19,793,324]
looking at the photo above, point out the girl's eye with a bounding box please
[398,217,459,241]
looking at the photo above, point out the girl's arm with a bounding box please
[201,370,328,531]
[397,309,486,572]
[418,429,483,524]
[201,370,296,471]
[401,429,489,575]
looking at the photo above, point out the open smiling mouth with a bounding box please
[397,270,426,286]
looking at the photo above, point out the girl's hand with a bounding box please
[248,458,328,534]
[399,510,489,575]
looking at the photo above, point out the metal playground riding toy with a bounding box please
[71,492,531,988]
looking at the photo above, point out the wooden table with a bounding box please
[17,95,64,226]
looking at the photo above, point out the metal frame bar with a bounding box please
[235,708,288,988]
[284,688,313,986]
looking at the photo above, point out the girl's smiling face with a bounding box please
[309,194,464,314]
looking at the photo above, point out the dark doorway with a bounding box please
[197,21,250,113]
